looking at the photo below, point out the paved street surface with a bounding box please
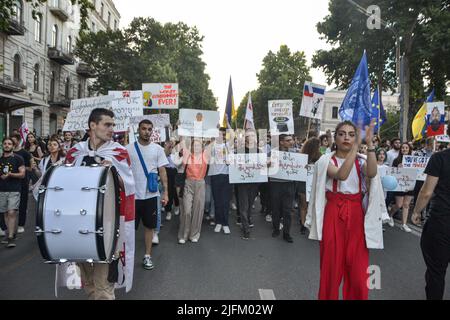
[0,195,449,300]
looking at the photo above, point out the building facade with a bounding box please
[0,0,120,143]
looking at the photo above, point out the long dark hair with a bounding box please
[46,135,65,160]
[24,132,38,150]
[393,142,412,167]
[332,121,357,151]
[301,137,322,164]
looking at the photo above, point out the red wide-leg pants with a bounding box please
[318,192,369,300]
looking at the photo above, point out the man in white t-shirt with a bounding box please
[126,120,168,270]
[386,138,401,166]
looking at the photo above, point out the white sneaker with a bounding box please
[17,227,24,234]
[252,204,255,209]
[401,224,412,233]
[0,229,5,237]
[166,211,172,221]
[388,217,395,227]
[174,206,180,216]
[190,238,198,243]
[231,203,237,210]
[223,226,231,234]
[178,239,186,244]
[152,233,159,244]
[265,215,272,223]
[279,222,283,230]
[214,224,222,233]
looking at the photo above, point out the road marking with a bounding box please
[259,289,276,300]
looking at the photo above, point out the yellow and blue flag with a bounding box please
[222,77,237,128]
[412,89,435,141]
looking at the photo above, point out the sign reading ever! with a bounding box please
[63,96,113,131]
[228,153,268,184]
[269,151,309,181]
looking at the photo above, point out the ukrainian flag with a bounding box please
[412,89,435,141]
[222,77,237,128]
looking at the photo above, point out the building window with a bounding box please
[12,0,23,23]
[51,24,58,47]
[33,109,43,137]
[33,64,40,91]
[13,54,21,82]
[332,106,339,119]
[114,19,117,30]
[34,14,41,42]
[66,36,72,53]
[50,71,56,101]
[65,77,70,99]
[107,12,111,28]
[100,3,104,19]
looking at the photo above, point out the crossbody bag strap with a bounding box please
[134,142,149,177]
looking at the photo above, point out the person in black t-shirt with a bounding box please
[0,137,25,248]
[412,145,450,300]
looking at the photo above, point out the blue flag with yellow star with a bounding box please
[370,87,387,133]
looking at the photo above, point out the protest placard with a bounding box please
[269,151,308,181]
[129,114,171,143]
[426,101,445,137]
[402,155,430,181]
[268,100,294,135]
[108,91,144,133]
[177,109,219,138]
[142,83,179,109]
[63,96,113,131]
[388,167,418,192]
[228,153,268,184]
[299,81,326,120]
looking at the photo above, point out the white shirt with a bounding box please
[126,142,168,200]
[386,149,399,167]
[208,142,229,176]
[325,157,363,194]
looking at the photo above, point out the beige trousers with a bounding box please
[179,179,206,241]
[78,263,115,300]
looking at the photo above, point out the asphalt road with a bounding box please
[0,195,449,300]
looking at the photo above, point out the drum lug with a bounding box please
[35,227,62,235]
[54,209,61,216]
[81,185,106,193]
[38,185,46,193]
[80,209,87,216]
[78,228,104,236]
[47,186,64,191]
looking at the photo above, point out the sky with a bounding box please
[114,0,332,117]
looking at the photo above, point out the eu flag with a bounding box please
[370,87,387,133]
[339,51,372,130]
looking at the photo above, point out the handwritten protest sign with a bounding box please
[268,100,294,135]
[306,165,314,202]
[269,151,308,181]
[63,96,113,131]
[108,91,144,133]
[228,153,268,184]
[402,156,430,181]
[129,114,171,143]
[142,83,178,109]
[388,167,418,192]
[177,109,219,138]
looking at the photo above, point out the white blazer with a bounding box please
[305,152,389,249]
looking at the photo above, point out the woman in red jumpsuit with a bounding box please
[319,120,378,300]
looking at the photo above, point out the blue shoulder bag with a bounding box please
[134,142,158,193]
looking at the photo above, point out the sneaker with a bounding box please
[143,256,154,270]
[1,236,8,244]
[388,217,395,227]
[152,233,159,245]
[0,229,5,237]
[272,229,280,238]
[174,206,180,216]
[265,215,272,223]
[401,224,412,233]
[6,238,16,248]
[17,227,25,234]
[242,231,250,240]
[249,220,254,228]
[205,214,211,221]
[236,217,242,226]
[279,222,283,231]
[190,238,198,243]
[178,239,186,244]
[300,224,307,235]
[231,203,237,210]
[166,211,172,221]
[223,226,231,234]
[283,234,294,243]
[214,224,222,233]
[209,220,216,226]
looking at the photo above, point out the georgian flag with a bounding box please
[19,121,30,146]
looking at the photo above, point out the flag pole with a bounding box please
[378,84,381,137]
[306,118,312,139]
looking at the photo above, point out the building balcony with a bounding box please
[47,47,75,65]
[48,94,71,108]
[2,18,25,36]
[49,1,70,22]
[76,62,96,78]
[0,76,26,93]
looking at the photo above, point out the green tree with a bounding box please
[243,45,311,137]
[75,17,217,124]
[312,0,449,140]
[0,0,94,31]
